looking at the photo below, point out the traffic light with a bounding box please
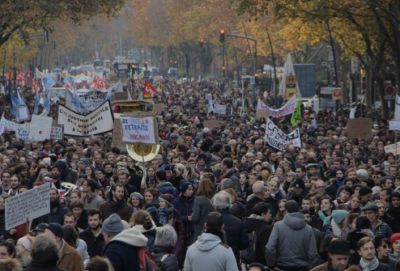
[222,66,225,74]
[255,73,259,84]
[159,58,162,61]
[169,60,173,64]
[131,64,136,74]
[145,61,148,70]
[199,39,204,48]
[44,30,49,43]
[92,55,95,59]
[220,30,225,43]
[174,61,178,67]
[114,41,117,45]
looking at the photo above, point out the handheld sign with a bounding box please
[6,183,51,230]
[121,116,157,145]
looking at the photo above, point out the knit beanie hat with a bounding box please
[102,213,124,236]
[293,178,305,189]
[359,186,373,196]
[331,210,349,225]
[391,233,400,247]
[46,223,64,239]
[200,141,210,152]
[130,192,144,201]
[180,182,192,194]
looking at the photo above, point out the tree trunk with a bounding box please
[341,60,350,107]
[365,67,373,110]
[377,68,390,119]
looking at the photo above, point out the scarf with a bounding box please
[318,210,333,226]
[359,256,379,271]
[249,214,265,221]
[387,204,400,220]
[331,219,350,240]
[159,206,174,225]
[336,177,346,187]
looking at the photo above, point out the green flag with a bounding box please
[231,105,234,116]
[291,99,302,127]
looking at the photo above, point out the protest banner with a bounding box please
[257,94,297,118]
[204,120,220,128]
[66,88,108,114]
[214,104,227,115]
[18,105,29,120]
[265,118,301,151]
[120,116,157,145]
[347,118,372,139]
[112,114,125,150]
[51,124,64,140]
[30,115,52,141]
[0,114,22,134]
[58,100,114,136]
[205,94,212,101]
[389,121,400,131]
[385,143,400,156]
[5,183,50,230]
[256,107,270,120]
[17,123,30,140]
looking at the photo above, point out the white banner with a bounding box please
[214,104,227,115]
[265,118,301,151]
[17,123,30,140]
[66,88,108,114]
[5,183,50,230]
[395,95,400,121]
[258,94,297,118]
[50,125,64,140]
[58,100,114,136]
[121,117,156,145]
[30,115,52,141]
[0,115,22,134]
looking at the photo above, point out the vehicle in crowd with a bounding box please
[104,60,111,73]
[152,67,161,76]
[168,68,179,79]
[81,65,95,76]
[70,67,82,76]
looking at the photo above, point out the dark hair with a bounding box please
[111,147,120,155]
[206,212,223,231]
[389,192,400,204]
[71,201,84,209]
[156,169,166,181]
[86,256,111,271]
[63,225,78,248]
[300,209,311,215]
[340,185,354,195]
[86,179,99,192]
[355,216,372,232]
[319,234,336,261]
[130,210,153,230]
[87,209,102,220]
[64,212,77,221]
[285,200,299,213]
[145,188,160,199]
[0,240,15,258]
[222,158,233,169]
[252,202,271,216]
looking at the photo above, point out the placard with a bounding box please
[257,94,297,118]
[153,103,166,112]
[120,116,157,145]
[205,94,212,101]
[214,104,227,115]
[347,118,372,139]
[112,114,125,150]
[30,115,52,141]
[66,88,108,114]
[17,123,30,140]
[384,143,400,156]
[204,120,220,128]
[173,106,181,114]
[51,124,64,140]
[389,121,400,131]
[265,118,301,151]
[18,106,29,120]
[256,107,270,120]
[5,183,50,230]
[58,100,114,136]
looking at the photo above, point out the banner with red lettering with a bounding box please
[144,81,157,98]
[257,94,297,118]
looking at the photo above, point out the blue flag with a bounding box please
[73,85,81,113]
[63,74,75,88]
[43,92,51,115]
[34,91,40,114]
[42,75,56,93]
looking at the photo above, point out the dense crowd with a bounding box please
[0,78,398,271]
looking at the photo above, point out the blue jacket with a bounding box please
[156,182,178,198]
[173,195,195,235]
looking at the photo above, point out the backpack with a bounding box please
[138,247,160,271]
[240,230,257,264]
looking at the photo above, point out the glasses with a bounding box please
[374,176,381,179]
[316,186,325,189]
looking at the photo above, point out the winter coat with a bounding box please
[172,195,195,236]
[76,239,90,266]
[288,189,309,206]
[381,212,399,233]
[31,202,69,229]
[229,199,246,221]
[243,216,273,265]
[184,233,239,271]
[77,209,89,230]
[325,180,340,199]
[156,182,179,198]
[83,192,105,210]
[152,246,180,271]
[79,227,105,258]
[58,240,85,271]
[224,169,242,196]
[378,257,396,271]
[54,160,78,184]
[218,209,250,269]
[310,253,326,270]
[103,228,148,271]
[23,252,66,271]
[310,261,331,271]
[347,231,367,264]
[192,196,216,240]
[357,262,391,271]
[270,190,286,217]
[266,212,317,268]
[98,198,133,222]
[310,213,324,232]
[159,209,184,258]
[373,220,393,239]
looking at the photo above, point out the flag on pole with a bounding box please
[290,99,302,127]
[34,90,40,114]
[42,75,56,93]
[144,81,157,98]
[43,92,51,115]
[73,85,81,113]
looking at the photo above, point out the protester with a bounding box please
[130,210,157,253]
[152,225,180,271]
[357,236,391,271]
[79,209,105,258]
[311,239,354,271]
[15,235,35,268]
[192,179,216,240]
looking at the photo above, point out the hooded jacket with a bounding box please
[184,233,239,271]
[156,182,179,198]
[266,212,317,268]
[53,160,78,184]
[132,221,157,253]
[103,228,148,271]
[243,216,272,266]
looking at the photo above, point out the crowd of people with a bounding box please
[0,77,398,271]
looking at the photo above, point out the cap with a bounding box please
[170,133,179,138]
[46,223,64,239]
[180,182,193,193]
[33,223,48,232]
[102,213,124,236]
[362,203,379,212]
[293,178,305,189]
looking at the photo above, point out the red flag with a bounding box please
[17,69,26,86]
[31,80,39,94]
[27,70,31,80]
[144,80,157,98]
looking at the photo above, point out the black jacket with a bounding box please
[288,189,309,206]
[218,209,250,269]
[152,247,179,271]
[77,209,89,230]
[172,195,195,236]
[357,262,391,271]
[230,199,246,221]
[79,227,106,258]
[381,212,399,233]
[31,202,69,229]
[23,252,66,271]
[243,217,272,266]
[245,196,264,217]
[325,180,341,199]
[224,169,242,196]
